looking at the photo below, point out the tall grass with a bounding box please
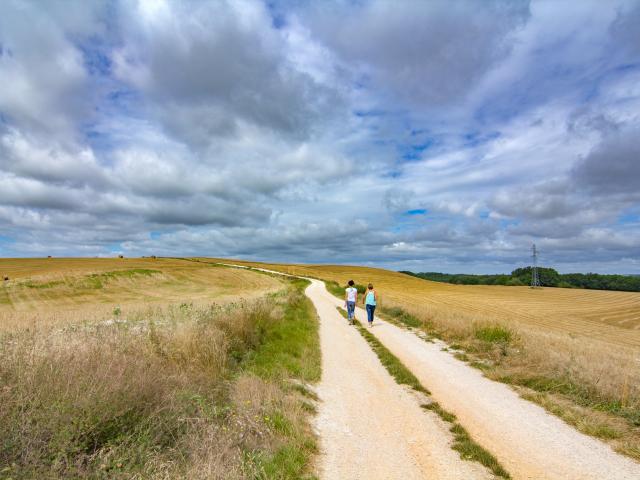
[0,280,319,479]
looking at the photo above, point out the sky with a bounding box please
[0,0,639,274]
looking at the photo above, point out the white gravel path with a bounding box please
[317,284,640,480]
[305,279,492,480]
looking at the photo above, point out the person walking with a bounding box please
[363,283,377,327]
[345,280,358,325]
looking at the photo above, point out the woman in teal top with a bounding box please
[363,283,377,327]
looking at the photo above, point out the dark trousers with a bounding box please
[366,304,376,323]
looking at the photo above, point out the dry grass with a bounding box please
[0,258,282,332]
[0,262,320,479]
[0,300,270,478]
[217,259,640,459]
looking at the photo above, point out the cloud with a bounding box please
[0,0,639,274]
[573,125,640,195]
[299,0,531,106]
[113,0,343,142]
[0,128,108,188]
[0,1,108,136]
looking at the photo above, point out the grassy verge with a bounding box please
[0,278,320,479]
[336,307,426,393]
[421,403,511,478]
[336,306,509,478]
[378,304,640,460]
[242,278,320,478]
[246,279,320,382]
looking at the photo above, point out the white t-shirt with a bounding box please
[346,287,357,302]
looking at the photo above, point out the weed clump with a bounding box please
[474,325,512,344]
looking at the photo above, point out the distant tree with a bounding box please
[400,267,640,292]
[511,266,560,287]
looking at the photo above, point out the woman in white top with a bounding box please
[345,280,358,324]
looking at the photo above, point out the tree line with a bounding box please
[400,267,640,292]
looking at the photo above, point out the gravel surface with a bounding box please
[235,266,640,479]
[319,288,640,480]
[306,279,493,480]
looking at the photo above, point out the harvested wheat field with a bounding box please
[217,260,640,349]
[0,257,283,332]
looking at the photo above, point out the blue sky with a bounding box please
[0,0,639,273]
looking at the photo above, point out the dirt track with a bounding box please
[235,265,640,479]
[313,281,640,480]
[305,279,492,480]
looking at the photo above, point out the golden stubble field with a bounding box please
[217,260,640,349]
[0,257,283,331]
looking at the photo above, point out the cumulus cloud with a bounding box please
[0,0,639,274]
[0,0,107,136]
[0,128,107,188]
[299,0,530,106]
[573,126,640,195]
[113,0,343,142]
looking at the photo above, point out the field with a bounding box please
[3,256,639,471]
[214,260,640,348]
[0,257,283,332]
[213,259,640,458]
[0,259,320,478]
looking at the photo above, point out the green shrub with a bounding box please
[474,325,512,343]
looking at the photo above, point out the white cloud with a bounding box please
[0,0,639,274]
